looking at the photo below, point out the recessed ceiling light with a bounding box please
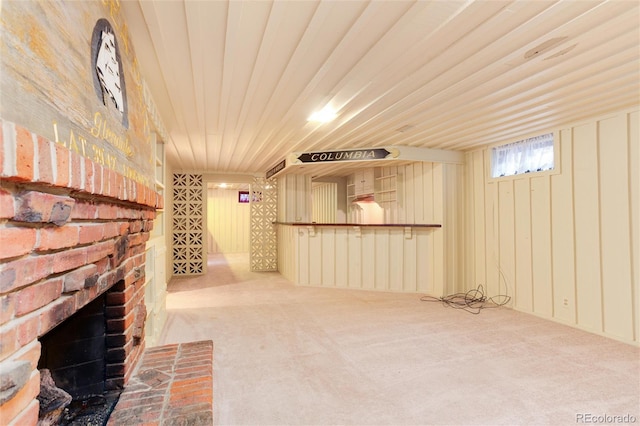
[308,105,337,123]
[219,183,228,188]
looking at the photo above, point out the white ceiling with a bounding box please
[121,0,640,177]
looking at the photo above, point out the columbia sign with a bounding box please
[296,148,392,163]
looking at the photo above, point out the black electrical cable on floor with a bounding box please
[420,284,510,314]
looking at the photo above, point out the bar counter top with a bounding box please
[273,222,441,228]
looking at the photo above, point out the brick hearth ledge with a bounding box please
[108,340,214,425]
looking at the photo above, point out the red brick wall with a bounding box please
[0,120,162,425]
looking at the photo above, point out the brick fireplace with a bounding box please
[0,121,162,425]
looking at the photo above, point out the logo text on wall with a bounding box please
[296,148,395,164]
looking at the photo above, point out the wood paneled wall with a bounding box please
[278,174,312,223]
[312,183,337,223]
[206,188,250,253]
[464,109,639,345]
[397,162,465,295]
[277,225,439,295]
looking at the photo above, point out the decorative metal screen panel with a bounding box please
[172,173,205,275]
[250,177,277,271]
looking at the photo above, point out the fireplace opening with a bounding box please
[37,293,122,425]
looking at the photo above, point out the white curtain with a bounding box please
[491,133,554,178]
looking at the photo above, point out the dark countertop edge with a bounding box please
[273,222,441,228]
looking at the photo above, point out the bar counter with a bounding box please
[274,221,444,296]
[273,222,441,228]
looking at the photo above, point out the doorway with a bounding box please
[206,183,251,254]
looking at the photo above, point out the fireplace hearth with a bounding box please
[37,293,123,425]
[39,295,108,400]
[58,391,120,426]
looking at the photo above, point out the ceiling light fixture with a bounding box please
[308,105,337,123]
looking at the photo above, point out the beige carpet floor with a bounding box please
[158,253,639,426]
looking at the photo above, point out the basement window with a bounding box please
[490,133,555,178]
